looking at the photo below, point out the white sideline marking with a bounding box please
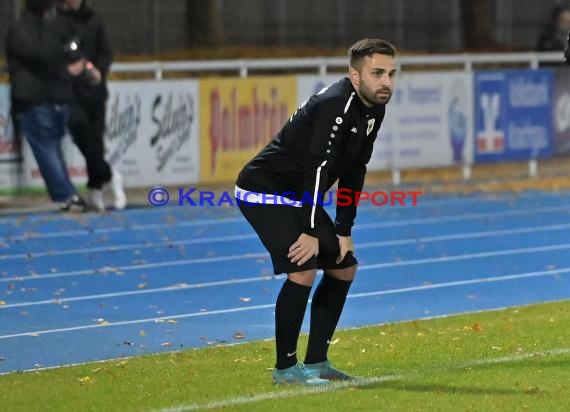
[151,348,570,412]
[0,266,567,338]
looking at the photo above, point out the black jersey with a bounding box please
[236,77,385,237]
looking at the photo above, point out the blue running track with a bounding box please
[1,190,570,374]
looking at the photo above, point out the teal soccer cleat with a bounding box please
[272,363,330,386]
[305,360,355,381]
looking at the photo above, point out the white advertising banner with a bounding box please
[371,72,474,170]
[0,85,21,190]
[105,80,200,187]
[16,80,199,190]
[297,72,474,171]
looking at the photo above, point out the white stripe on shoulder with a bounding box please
[344,92,355,114]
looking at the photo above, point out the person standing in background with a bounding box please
[58,0,126,211]
[536,5,570,53]
[7,0,87,212]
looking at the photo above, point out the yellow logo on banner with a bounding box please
[200,76,297,183]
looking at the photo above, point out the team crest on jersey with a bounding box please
[366,119,375,135]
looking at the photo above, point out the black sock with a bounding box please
[275,279,312,370]
[304,274,352,364]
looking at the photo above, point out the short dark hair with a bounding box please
[348,38,397,69]
[26,0,56,16]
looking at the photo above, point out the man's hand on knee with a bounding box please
[336,235,354,264]
[288,233,319,266]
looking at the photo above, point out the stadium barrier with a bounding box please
[0,51,567,190]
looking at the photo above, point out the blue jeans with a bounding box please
[16,103,77,203]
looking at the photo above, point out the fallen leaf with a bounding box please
[239,297,251,302]
[0,301,6,306]
[472,323,482,332]
[139,330,146,336]
[233,332,245,339]
[161,342,172,347]
[137,283,147,289]
[524,386,541,395]
[78,376,91,384]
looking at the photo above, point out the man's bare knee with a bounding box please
[288,269,317,286]
[325,265,357,281]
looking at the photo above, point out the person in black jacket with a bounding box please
[236,38,397,385]
[7,0,87,212]
[58,0,126,211]
[537,5,570,52]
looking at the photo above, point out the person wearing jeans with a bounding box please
[16,103,78,205]
[7,0,86,211]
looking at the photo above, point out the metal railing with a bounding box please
[109,51,566,80]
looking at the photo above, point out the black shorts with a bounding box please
[237,200,358,274]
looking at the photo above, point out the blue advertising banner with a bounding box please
[474,69,553,163]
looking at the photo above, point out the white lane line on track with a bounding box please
[3,240,570,284]
[3,218,570,261]
[0,266,567,338]
[3,264,570,310]
[2,203,570,243]
[0,234,258,260]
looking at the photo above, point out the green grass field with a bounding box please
[2,300,569,411]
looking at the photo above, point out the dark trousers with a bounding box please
[68,100,112,189]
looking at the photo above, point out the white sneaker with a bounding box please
[88,189,106,212]
[109,170,127,210]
